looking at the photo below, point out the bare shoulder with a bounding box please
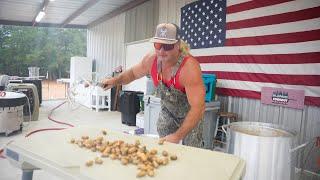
[131,51,156,79]
[141,52,156,70]
[179,56,202,86]
[181,56,201,76]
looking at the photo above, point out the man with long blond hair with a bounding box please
[102,23,205,148]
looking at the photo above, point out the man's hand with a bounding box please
[161,133,182,144]
[101,78,117,90]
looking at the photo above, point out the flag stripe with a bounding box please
[216,88,320,106]
[226,18,320,38]
[304,96,320,107]
[228,0,252,7]
[227,6,320,30]
[203,71,320,86]
[200,63,320,75]
[191,40,320,56]
[196,52,320,64]
[215,79,320,97]
[216,88,261,100]
[227,0,292,14]
[225,29,320,46]
[227,0,320,22]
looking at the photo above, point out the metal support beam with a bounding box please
[32,0,50,26]
[0,20,87,29]
[88,0,149,28]
[60,0,100,28]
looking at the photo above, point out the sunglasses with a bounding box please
[154,43,175,51]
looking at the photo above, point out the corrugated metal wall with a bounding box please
[87,0,158,78]
[125,0,159,43]
[87,14,126,79]
[158,0,196,25]
[158,0,320,176]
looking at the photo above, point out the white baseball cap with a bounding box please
[149,23,180,44]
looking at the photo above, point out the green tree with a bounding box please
[0,25,86,79]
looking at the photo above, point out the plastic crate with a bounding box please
[202,74,216,102]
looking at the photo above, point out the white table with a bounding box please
[5,126,245,180]
[91,86,111,112]
[61,81,111,112]
[56,78,71,98]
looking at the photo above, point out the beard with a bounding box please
[157,54,172,63]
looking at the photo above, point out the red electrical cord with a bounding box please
[0,149,5,159]
[25,100,75,138]
[47,101,74,127]
[1,101,75,159]
[25,128,67,137]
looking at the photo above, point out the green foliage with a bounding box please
[0,25,86,79]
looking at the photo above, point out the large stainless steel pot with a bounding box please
[223,121,297,180]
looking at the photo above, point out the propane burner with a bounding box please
[0,92,27,136]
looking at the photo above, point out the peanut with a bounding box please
[170,154,177,160]
[85,160,93,167]
[102,130,107,135]
[135,139,141,146]
[95,157,103,164]
[110,154,117,160]
[121,157,129,165]
[137,170,146,178]
[158,139,165,145]
[162,150,168,157]
[163,157,169,165]
[101,152,109,158]
[74,130,180,177]
[150,149,157,155]
[82,136,89,140]
[147,170,155,177]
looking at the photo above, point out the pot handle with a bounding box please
[220,125,231,151]
[290,136,320,153]
[221,124,230,134]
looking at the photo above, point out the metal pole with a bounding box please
[22,170,33,180]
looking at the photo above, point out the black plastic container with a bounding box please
[119,91,143,126]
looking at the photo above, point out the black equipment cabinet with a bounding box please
[119,91,143,126]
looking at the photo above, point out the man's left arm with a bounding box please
[163,58,206,143]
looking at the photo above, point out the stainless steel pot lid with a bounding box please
[0,91,27,107]
[228,121,296,137]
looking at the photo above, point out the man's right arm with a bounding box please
[101,52,155,89]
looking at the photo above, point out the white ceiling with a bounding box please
[0,0,140,28]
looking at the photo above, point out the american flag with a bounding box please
[181,0,226,49]
[181,0,320,107]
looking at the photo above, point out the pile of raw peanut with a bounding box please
[70,130,177,178]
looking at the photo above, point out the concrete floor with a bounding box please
[0,100,137,180]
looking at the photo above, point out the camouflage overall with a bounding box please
[155,55,204,148]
